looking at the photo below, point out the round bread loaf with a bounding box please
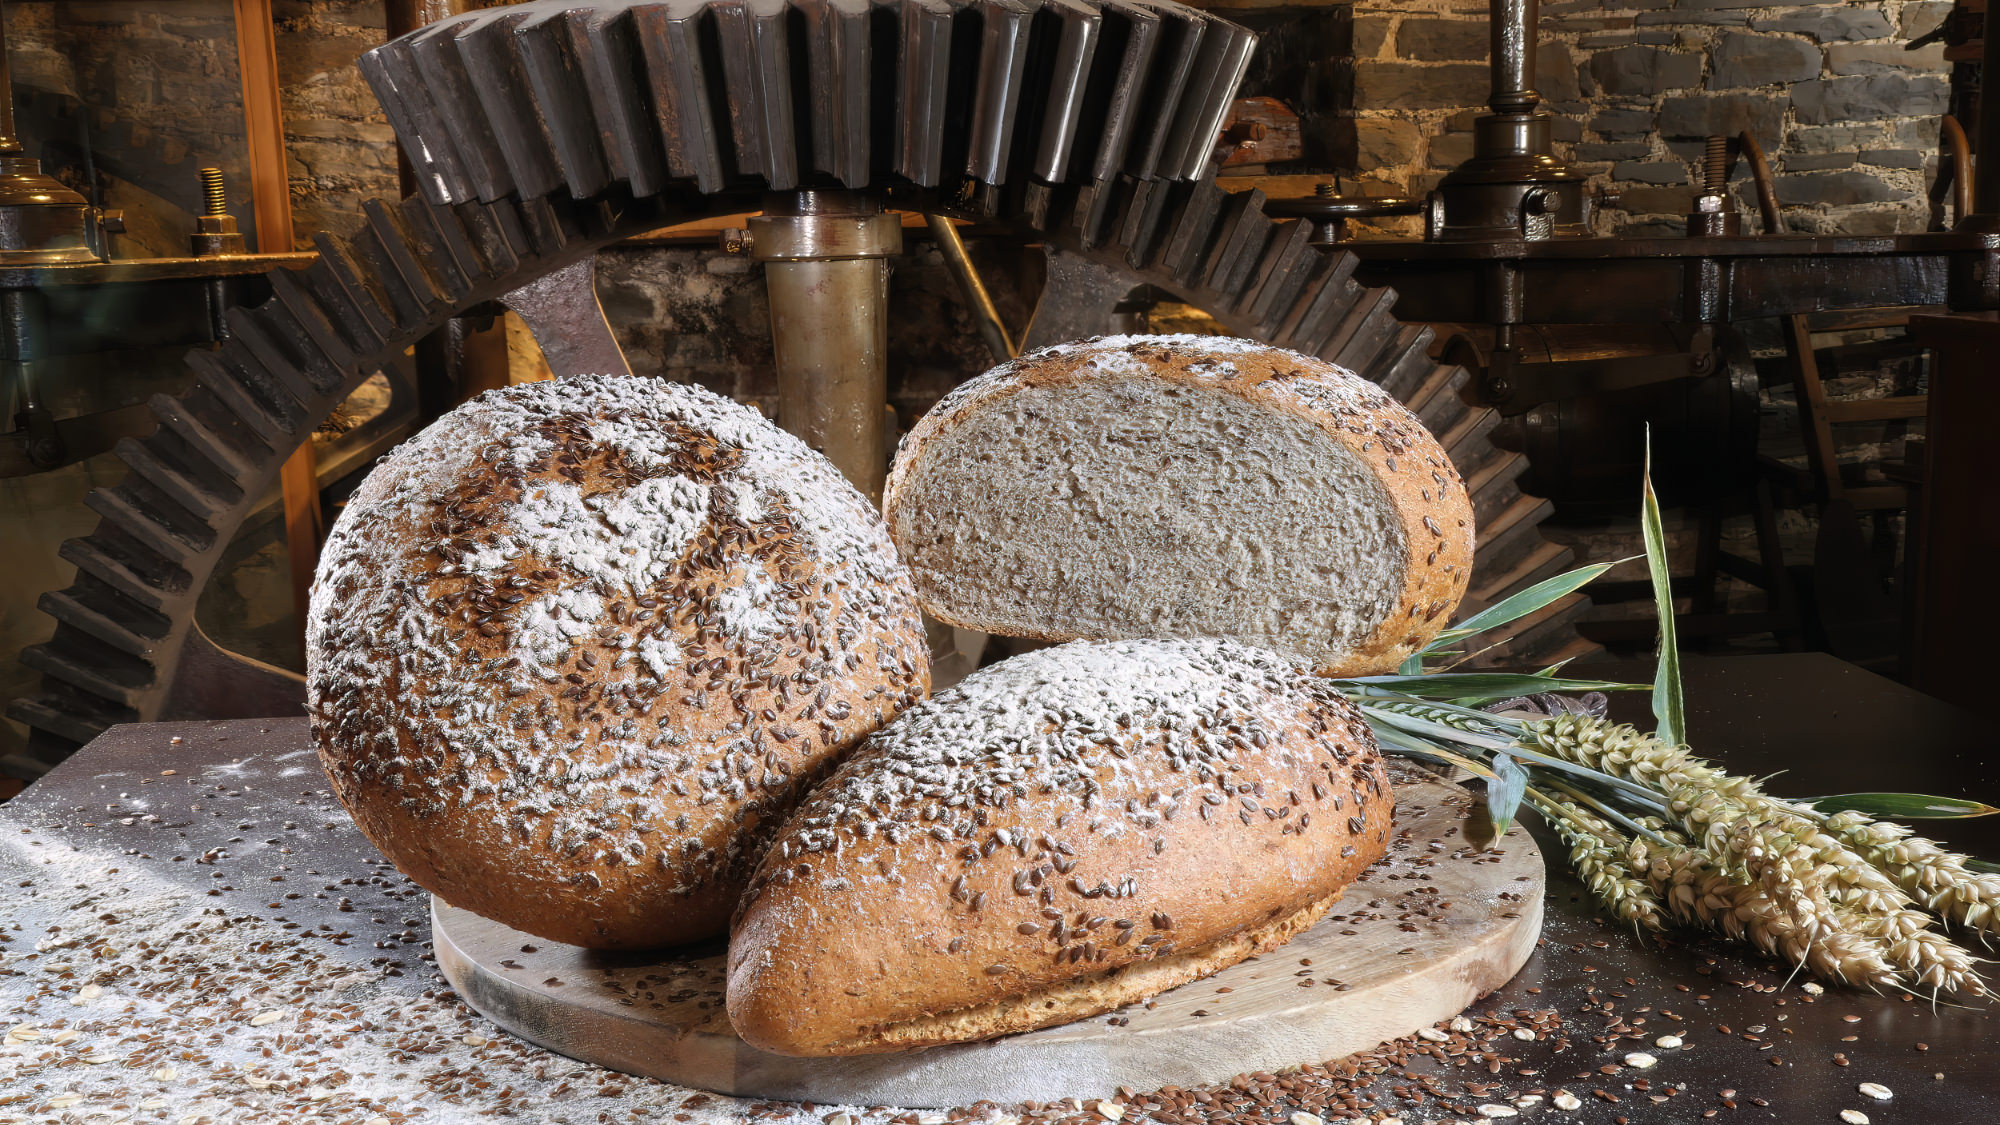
[728,638,1391,1056]
[308,375,930,950]
[883,334,1477,675]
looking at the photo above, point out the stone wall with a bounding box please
[1335,0,1953,234]
[9,0,398,253]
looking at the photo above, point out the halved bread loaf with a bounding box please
[727,638,1392,1056]
[883,334,1476,675]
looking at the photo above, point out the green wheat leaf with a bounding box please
[1487,752,1529,836]
[1641,427,1685,748]
[1806,793,2000,819]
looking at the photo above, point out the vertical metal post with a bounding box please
[1488,0,1537,116]
[0,6,18,157]
[750,192,902,504]
[1972,23,2000,220]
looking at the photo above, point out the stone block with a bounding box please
[1397,18,1487,61]
[1773,171,1910,205]
[1828,43,1947,76]
[1657,93,1786,144]
[1783,151,1857,170]
[1576,141,1652,160]
[1791,74,1947,123]
[1541,43,1582,101]
[1579,30,1639,47]
[1591,106,1659,138]
[1902,1,1951,40]
[1890,119,1941,148]
[1618,217,1694,236]
[1609,185,1692,212]
[1795,124,1888,152]
[1860,149,1924,168]
[1710,32,1824,87]
[1614,160,1690,183]
[1751,7,1894,41]
[1679,0,1823,11]
[1839,205,1921,234]
[1550,114,1584,142]
[1354,61,1489,110]
[1353,14,1392,59]
[1355,117,1423,169]
[1636,9,1748,25]
[1585,45,1702,95]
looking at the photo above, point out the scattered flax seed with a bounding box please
[1552,1091,1583,1110]
[1857,1082,1892,1100]
[1624,1052,1657,1068]
[49,1028,79,1045]
[1840,1111,1870,1124]
[248,1009,283,1026]
[1093,1100,1124,1121]
[1288,1113,1323,1125]
[1655,1034,1684,1049]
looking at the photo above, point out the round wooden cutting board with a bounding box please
[431,761,1544,1108]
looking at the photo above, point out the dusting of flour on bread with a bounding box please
[308,375,929,949]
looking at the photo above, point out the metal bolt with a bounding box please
[1703,136,1730,193]
[718,228,753,255]
[1482,372,1512,401]
[200,168,227,217]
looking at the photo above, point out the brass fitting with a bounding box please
[190,167,245,257]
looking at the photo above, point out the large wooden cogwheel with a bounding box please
[8,0,1576,777]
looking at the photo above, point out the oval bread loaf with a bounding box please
[308,375,930,950]
[727,638,1392,1056]
[883,334,1477,675]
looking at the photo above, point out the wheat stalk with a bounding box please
[1520,712,1987,997]
[1525,788,1666,932]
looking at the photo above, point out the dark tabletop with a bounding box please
[0,652,1992,1125]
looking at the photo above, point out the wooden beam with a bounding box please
[234,0,322,655]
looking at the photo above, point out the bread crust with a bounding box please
[726,639,1392,1056]
[308,376,929,950]
[882,334,1477,676]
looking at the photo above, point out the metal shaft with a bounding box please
[0,10,16,156]
[1489,0,1538,115]
[1976,19,2000,218]
[751,192,902,504]
[924,214,1017,363]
